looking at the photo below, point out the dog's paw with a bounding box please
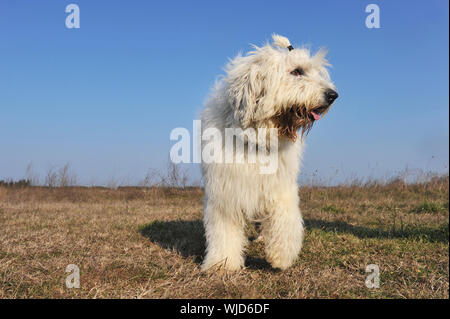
[201,258,244,272]
[266,254,296,271]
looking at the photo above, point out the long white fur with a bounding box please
[200,34,336,271]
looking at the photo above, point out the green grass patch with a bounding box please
[322,205,346,214]
[413,201,447,214]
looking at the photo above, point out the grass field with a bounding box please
[0,177,448,299]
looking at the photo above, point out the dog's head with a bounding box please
[225,34,338,141]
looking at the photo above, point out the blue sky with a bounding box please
[0,0,448,185]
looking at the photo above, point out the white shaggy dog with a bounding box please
[200,35,338,271]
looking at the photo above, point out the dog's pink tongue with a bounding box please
[310,111,320,121]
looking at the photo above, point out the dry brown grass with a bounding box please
[0,178,448,299]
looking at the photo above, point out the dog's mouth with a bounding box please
[272,105,330,141]
[308,105,329,122]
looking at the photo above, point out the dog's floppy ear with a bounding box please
[226,55,265,128]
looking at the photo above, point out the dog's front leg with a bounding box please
[263,192,304,270]
[201,203,247,271]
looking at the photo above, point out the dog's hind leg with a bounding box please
[262,192,304,270]
[201,204,247,271]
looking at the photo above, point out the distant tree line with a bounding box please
[0,179,31,188]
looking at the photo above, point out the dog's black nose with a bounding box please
[325,89,338,104]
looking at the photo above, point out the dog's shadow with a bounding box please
[304,218,448,243]
[139,219,273,270]
[139,217,448,269]
[140,220,206,263]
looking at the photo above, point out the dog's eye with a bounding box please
[290,68,304,77]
